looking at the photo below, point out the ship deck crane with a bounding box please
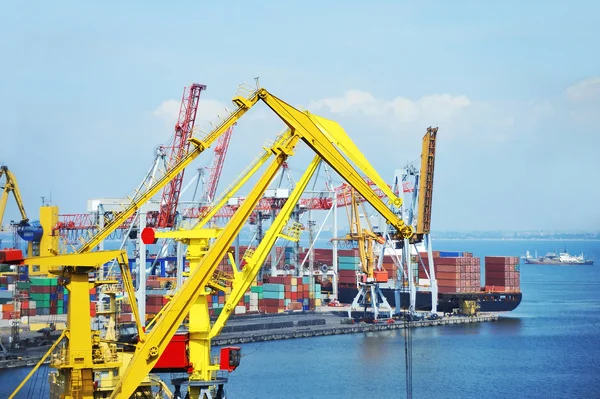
[111,87,413,399]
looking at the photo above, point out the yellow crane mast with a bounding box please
[9,250,147,399]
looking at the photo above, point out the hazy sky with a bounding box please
[1,1,598,231]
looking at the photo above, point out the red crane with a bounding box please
[201,124,235,204]
[157,83,207,228]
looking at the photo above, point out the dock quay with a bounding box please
[0,311,498,370]
[212,311,498,346]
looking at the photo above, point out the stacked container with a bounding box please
[484,256,520,292]
[419,255,481,293]
[337,249,360,289]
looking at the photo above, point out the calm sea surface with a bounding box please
[1,239,599,398]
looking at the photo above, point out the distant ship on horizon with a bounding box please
[522,250,594,265]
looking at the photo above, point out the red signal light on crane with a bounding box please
[141,228,158,245]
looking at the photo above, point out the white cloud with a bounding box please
[308,90,550,142]
[565,77,600,128]
[566,77,600,102]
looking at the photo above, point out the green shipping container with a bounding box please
[31,293,50,301]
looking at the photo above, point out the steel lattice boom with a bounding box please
[157,83,207,228]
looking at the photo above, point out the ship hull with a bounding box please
[524,260,593,265]
[338,287,522,313]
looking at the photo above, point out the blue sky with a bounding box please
[1,1,598,231]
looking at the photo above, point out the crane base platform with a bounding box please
[172,377,229,399]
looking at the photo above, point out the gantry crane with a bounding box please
[110,87,413,399]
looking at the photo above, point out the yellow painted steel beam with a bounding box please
[258,90,412,239]
[209,154,321,339]
[77,89,263,254]
[308,115,402,207]
[109,134,301,399]
[9,330,66,399]
[115,253,145,342]
[23,250,128,269]
[193,129,293,230]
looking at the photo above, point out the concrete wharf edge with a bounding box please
[0,314,498,370]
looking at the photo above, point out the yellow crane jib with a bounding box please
[416,127,437,237]
[307,114,403,208]
[0,165,29,228]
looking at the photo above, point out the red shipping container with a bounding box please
[435,265,461,273]
[437,272,459,280]
[485,256,519,265]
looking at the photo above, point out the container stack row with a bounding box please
[484,256,520,292]
[338,252,360,288]
[418,255,481,293]
[116,275,324,323]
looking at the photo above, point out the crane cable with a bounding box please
[402,275,414,399]
[404,316,413,399]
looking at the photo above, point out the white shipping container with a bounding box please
[418,278,431,287]
[234,305,246,315]
[249,305,259,312]
[250,292,259,300]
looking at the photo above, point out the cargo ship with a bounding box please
[522,250,594,265]
[132,244,523,317]
[331,247,522,313]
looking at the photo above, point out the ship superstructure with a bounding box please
[523,250,594,265]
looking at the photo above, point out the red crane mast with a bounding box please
[157,83,206,228]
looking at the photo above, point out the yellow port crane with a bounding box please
[0,165,37,256]
[111,87,414,399]
[0,165,28,229]
[8,249,151,399]
[10,84,415,399]
[332,187,394,320]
